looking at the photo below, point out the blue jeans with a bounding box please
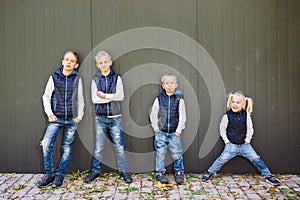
[91,116,129,173]
[208,143,271,176]
[41,119,78,176]
[154,131,184,174]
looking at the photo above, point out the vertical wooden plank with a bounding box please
[4,0,18,171]
[265,0,280,169]
[244,0,256,96]
[287,0,300,172]
[0,0,7,171]
[233,0,246,91]
[221,0,235,91]
[253,0,268,155]
[277,0,289,172]
[211,0,224,75]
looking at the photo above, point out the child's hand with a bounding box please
[154,129,160,133]
[97,91,106,99]
[244,139,251,144]
[48,115,57,122]
[175,132,181,136]
[74,118,81,123]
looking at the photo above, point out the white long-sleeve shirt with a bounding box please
[219,113,254,144]
[91,76,124,104]
[91,75,124,118]
[150,97,186,134]
[42,76,85,120]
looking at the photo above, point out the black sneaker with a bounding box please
[156,172,168,184]
[85,172,100,183]
[265,175,280,186]
[120,172,132,183]
[52,174,64,188]
[175,172,185,184]
[37,174,55,187]
[202,171,214,181]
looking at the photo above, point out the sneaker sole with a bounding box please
[265,179,280,186]
[36,183,52,188]
[202,176,213,181]
[51,184,62,188]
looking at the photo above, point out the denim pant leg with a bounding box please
[208,143,238,174]
[168,133,184,173]
[109,117,129,173]
[56,119,78,176]
[41,122,62,175]
[240,144,271,177]
[91,116,107,173]
[154,131,168,174]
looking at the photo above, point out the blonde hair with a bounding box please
[95,50,112,61]
[161,73,177,84]
[226,91,253,114]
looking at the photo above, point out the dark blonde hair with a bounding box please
[226,91,253,114]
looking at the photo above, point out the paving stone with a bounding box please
[222,175,235,183]
[141,187,152,193]
[246,193,262,199]
[114,192,128,199]
[291,177,300,184]
[0,173,299,199]
[219,192,235,199]
[282,180,299,188]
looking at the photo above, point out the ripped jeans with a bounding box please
[90,116,129,173]
[41,119,78,176]
[154,131,184,175]
[207,143,271,177]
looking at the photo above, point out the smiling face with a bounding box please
[61,52,79,75]
[230,94,245,113]
[162,75,178,96]
[96,55,112,76]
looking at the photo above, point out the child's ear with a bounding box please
[75,63,79,69]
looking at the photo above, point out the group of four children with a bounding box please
[37,50,280,188]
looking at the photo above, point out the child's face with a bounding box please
[230,95,245,113]
[96,56,112,74]
[162,76,178,95]
[62,52,79,73]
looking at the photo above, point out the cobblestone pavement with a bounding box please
[0,172,299,199]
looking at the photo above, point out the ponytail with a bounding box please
[226,92,234,111]
[245,97,253,115]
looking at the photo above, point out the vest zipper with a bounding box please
[167,96,170,133]
[105,76,109,115]
[65,76,68,119]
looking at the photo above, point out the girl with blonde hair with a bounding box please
[202,91,280,186]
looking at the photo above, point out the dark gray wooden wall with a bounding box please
[0,0,299,174]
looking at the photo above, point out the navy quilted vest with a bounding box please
[51,68,79,119]
[93,70,121,116]
[157,91,181,133]
[226,109,247,144]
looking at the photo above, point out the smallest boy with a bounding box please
[150,73,186,184]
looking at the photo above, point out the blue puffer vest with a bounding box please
[93,70,121,116]
[226,109,247,144]
[157,90,181,133]
[51,68,79,119]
